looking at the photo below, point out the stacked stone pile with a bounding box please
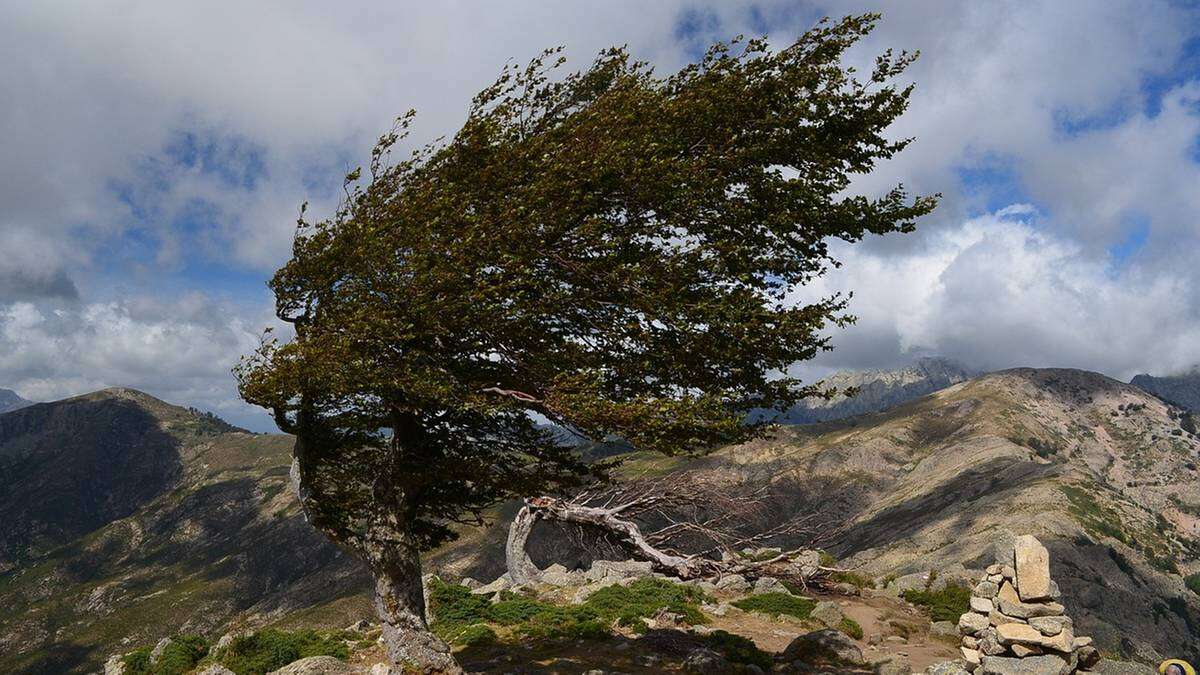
[957,535,1101,675]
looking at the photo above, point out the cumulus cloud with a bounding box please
[0,295,276,429]
[1,1,1198,427]
[794,205,1200,381]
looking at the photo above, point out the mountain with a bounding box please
[1131,367,1200,411]
[0,388,369,674]
[432,368,1200,664]
[770,357,976,424]
[0,388,33,414]
[7,370,1200,671]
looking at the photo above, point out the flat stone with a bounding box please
[1011,644,1042,657]
[267,656,359,674]
[962,648,982,665]
[1028,615,1071,636]
[963,636,980,649]
[1013,535,1052,601]
[986,564,1003,575]
[959,611,989,635]
[996,598,1065,620]
[995,622,1073,653]
[1071,636,1093,649]
[978,631,1005,656]
[989,609,1025,627]
[979,654,1068,675]
[926,661,972,675]
[970,597,994,613]
[1001,566,1015,580]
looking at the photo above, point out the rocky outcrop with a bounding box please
[0,388,32,415]
[1131,368,1200,412]
[957,536,1099,674]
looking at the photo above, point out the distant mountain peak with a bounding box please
[0,388,33,415]
[1130,367,1200,411]
[774,357,977,424]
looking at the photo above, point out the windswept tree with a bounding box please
[237,14,935,672]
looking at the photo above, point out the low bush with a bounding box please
[583,578,709,626]
[1186,572,1200,596]
[218,629,348,675]
[903,583,971,622]
[732,592,816,620]
[839,617,864,640]
[701,630,773,670]
[122,635,208,675]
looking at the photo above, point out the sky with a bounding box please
[1,1,1198,432]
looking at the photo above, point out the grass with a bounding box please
[903,583,971,622]
[732,592,816,620]
[427,577,709,646]
[839,617,864,639]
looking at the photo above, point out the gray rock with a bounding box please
[714,573,751,593]
[682,647,730,674]
[1028,615,1071,636]
[267,656,360,674]
[974,580,1000,599]
[931,620,959,637]
[753,576,791,595]
[782,629,864,665]
[584,559,653,583]
[959,611,989,635]
[810,600,844,627]
[470,576,512,596]
[1090,660,1155,675]
[104,655,127,675]
[925,661,972,675]
[978,654,1068,675]
[971,596,995,613]
[197,667,237,675]
[873,655,913,675]
[459,577,482,590]
[888,572,931,595]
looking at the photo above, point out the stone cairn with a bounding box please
[957,535,1101,675]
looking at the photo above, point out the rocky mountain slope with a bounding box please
[0,389,369,674]
[432,368,1200,665]
[1131,367,1200,411]
[0,387,33,414]
[773,357,976,424]
[5,368,1200,672]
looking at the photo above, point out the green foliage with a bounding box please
[701,630,773,670]
[218,629,348,675]
[732,592,816,620]
[903,583,971,622]
[122,636,208,675]
[428,576,708,644]
[839,617,864,640]
[1061,485,1130,545]
[1186,573,1200,596]
[582,578,709,626]
[235,13,935,554]
[829,570,876,589]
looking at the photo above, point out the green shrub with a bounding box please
[701,630,773,670]
[488,593,548,625]
[829,570,876,589]
[1186,572,1200,596]
[428,578,491,626]
[218,629,348,675]
[903,583,971,622]
[122,636,208,675]
[731,592,816,620]
[434,622,497,647]
[582,578,709,626]
[839,617,864,640]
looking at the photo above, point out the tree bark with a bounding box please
[365,539,462,674]
[505,504,544,586]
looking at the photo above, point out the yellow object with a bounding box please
[1160,660,1197,675]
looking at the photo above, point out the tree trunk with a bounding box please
[505,503,544,586]
[365,539,462,674]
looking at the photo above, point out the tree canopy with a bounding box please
[236,13,935,557]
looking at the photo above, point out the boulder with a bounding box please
[782,628,865,665]
[888,572,931,595]
[810,600,844,627]
[932,620,960,637]
[267,656,360,674]
[197,667,237,675]
[872,655,913,675]
[470,576,511,596]
[540,563,583,587]
[584,559,653,583]
[995,622,1073,653]
[974,580,1000,599]
[1013,535,1052,602]
[682,647,731,674]
[714,573,751,593]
